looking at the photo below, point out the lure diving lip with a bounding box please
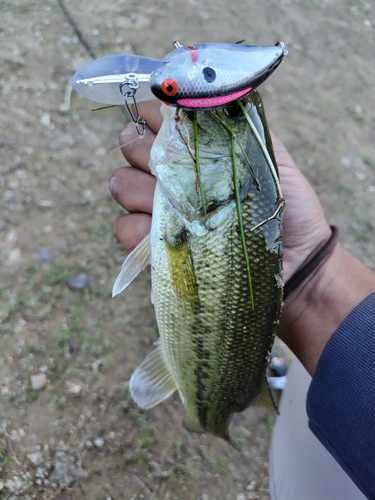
[72,54,161,105]
[72,41,287,110]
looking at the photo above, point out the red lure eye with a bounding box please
[161,78,178,97]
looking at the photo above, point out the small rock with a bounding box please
[92,359,104,373]
[67,273,91,290]
[108,431,115,440]
[0,480,4,491]
[65,381,81,395]
[39,112,50,127]
[31,373,48,391]
[5,479,16,492]
[355,171,367,180]
[5,476,23,491]
[8,248,21,263]
[37,199,55,208]
[6,229,17,245]
[34,248,54,263]
[247,480,256,491]
[341,156,352,168]
[94,437,104,448]
[85,440,93,449]
[27,451,43,466]
[10,428,25,443]
[13,476,23,490]
[49,460,88,485]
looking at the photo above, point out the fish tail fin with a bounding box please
[129,342,177,409]
[256,376,279,414]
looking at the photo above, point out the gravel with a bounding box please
[66,273,91,290]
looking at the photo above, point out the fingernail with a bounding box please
[109,174,123,197]
[119,124,136,146]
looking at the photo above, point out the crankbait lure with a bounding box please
[72,41,287,111]
[150,42,287,109]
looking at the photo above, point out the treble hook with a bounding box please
[119,77,147,137]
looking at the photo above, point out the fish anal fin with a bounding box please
[129,343,177,409]
[255,376,279,413]
[112,233,151,297]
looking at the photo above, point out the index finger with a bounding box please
[136,100,163,133]
[119,101,163,173]
[119,123,156,173]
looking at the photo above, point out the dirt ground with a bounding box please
[0,0,374,499]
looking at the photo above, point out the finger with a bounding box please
[113,213,151,251]
[136,100,163,133]
[109,167,155,214]
[119,123,156,172]
[270,132,298,172]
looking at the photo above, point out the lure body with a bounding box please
[150,42,287,109]
[72,42,287,109]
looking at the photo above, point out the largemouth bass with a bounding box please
[113,91,284,446]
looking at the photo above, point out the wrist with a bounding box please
[278,243,375,375]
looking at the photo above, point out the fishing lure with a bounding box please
[72,41,287,111]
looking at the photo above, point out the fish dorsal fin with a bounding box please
[129,342,177,409]
[112,233,151,297]
[255,376,279,413]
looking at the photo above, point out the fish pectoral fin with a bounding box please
[166,238,200,312]
[129,343,177,409]
[255,376,279,413]
[112,233,151,297]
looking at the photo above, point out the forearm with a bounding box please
[278,243,375,375]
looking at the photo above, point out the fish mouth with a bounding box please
[176,87,252,109]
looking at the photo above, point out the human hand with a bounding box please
[110,101,331,284]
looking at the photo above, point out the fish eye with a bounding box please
[203,67,216,83]
[161,78,178,96]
